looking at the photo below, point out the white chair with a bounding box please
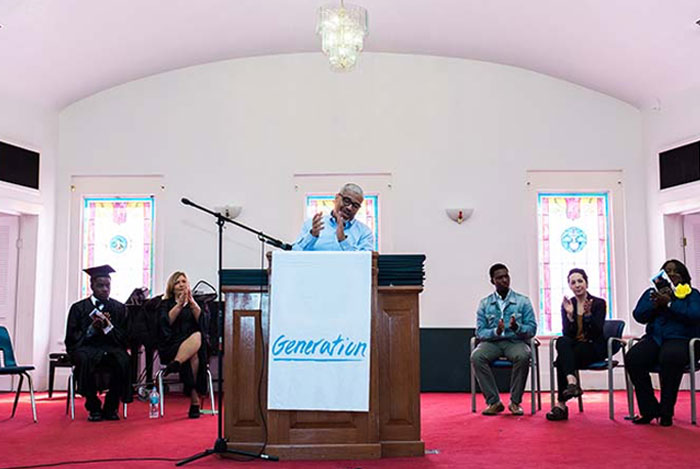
[67,368,128,420]
[154,363,216,417]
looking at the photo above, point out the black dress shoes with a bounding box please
[562,383,583,401]
[102,410,120,421]
[188,404,201,419]
[546,405,569,421]
[87,411,103,422]
[659,415,673,427]
[631,414,659,425]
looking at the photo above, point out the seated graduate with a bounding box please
[546,268,606,421]
[291,182,374,251]
[64,264,132,422]
[158,271,208,419]
[626,259,700,427]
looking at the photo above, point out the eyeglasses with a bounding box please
[340,195,362,210]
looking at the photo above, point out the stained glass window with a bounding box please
[81,197,155,302]
[537,193,612,335]
[305,194,379,251]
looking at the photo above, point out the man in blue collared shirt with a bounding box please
[292,183,375,251]
[471,263,538,416]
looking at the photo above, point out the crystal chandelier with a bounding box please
[316,1,369,71]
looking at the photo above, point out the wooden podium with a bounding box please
[221,253,424,460]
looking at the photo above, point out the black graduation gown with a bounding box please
[157,298,208,395]
[64,297,133,403]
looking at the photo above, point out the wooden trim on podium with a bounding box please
[377,284,424,457]
[222,253,424,460]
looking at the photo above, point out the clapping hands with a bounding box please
[562,297,574,322]
[582,298,593,317]
[496,319,505,336]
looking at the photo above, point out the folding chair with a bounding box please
[0,326,37,423]
[549,319,633,420]
[470,336,542,414]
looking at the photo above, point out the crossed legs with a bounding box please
[172,332,202,406]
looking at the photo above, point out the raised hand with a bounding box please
[562,296,574,321]
[583,298,593,317]
[176,291,187,308]
[310,213,324,237]
[335,211,346,242]
[187,288,198,307]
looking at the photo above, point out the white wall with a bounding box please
[0,91,57,389]
[643,87,700,268]
[55,53,646,346]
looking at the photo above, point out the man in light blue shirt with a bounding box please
[292,183,375,251]
[471,263,537,416]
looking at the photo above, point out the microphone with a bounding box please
[181,197,193,206]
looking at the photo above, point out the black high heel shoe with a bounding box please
[163,360,181,377]
[631,414,659,425]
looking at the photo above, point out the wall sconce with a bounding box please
[215,205,242,219]
[445,208,473,224]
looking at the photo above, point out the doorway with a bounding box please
[683,212,700,282]
[0,213,20,391]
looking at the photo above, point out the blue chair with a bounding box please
[0,325,37,423]
[690,338,700,424]
[549,319,633,420]
[470,336,542,414]
[626,335,700,424]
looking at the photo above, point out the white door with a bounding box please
[0,213,20,391]
[683,213,700,284]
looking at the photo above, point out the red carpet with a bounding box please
[1,391,700,468]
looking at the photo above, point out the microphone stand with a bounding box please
[176,197,284,466]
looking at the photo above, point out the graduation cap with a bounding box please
[83,264,115,279]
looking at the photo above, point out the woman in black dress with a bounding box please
[159,271,208,418]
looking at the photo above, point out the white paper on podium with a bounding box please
[267,251,372,411]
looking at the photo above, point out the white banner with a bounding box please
[267,251,372,411]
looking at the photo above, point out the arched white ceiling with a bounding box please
[1,0,699,110]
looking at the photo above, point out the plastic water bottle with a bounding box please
[149,387,160,419]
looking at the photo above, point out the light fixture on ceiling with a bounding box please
[316,0,368,71]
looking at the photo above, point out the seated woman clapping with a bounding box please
[158,271,209,418]
[626,259,700,426]
[546,268,606,421]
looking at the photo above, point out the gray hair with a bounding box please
[340,183,364,198]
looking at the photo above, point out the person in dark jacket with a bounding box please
[64,265,132,422]
[158,271,208,418]
[546,268,606,421]
[626,259,700,426]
